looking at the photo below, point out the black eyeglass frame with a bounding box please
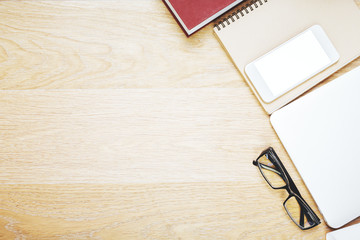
[253,147,321,230]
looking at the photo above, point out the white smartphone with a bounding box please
[245,25,339,103]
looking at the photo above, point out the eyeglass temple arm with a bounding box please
[274,158,303,198]
[254,160,306,202]
[300,202,305,226]
[287,176,318,224]
[285,169,319,225]
[297,197,321,226]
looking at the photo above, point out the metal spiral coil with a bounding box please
[214,0,268,31]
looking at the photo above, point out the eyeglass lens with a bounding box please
[258,154,287,188]
[284,196,315,229]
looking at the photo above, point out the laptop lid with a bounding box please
[270,66,360,229]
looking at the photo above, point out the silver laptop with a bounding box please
[270,66,360,229]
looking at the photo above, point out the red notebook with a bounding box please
[163,0,244,36]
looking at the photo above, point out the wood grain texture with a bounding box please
[0,0,241,89]
[0,0,359,239]
[0,183,332,240]
[0,0,357,90]
[0,89,271,184]
[0,90,359,239]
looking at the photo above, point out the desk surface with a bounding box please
[0,1,359,239]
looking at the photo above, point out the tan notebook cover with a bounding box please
[214,0,360,114]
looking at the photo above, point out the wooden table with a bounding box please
[0,1,359,239]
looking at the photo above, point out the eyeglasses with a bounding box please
[253,147,321,230]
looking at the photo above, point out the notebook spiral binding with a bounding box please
[214,0,268,31]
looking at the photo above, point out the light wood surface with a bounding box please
[0,1,359,239]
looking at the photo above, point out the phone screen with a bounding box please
[254,30,331,96]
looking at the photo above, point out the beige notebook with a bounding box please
[214,0,360,114]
